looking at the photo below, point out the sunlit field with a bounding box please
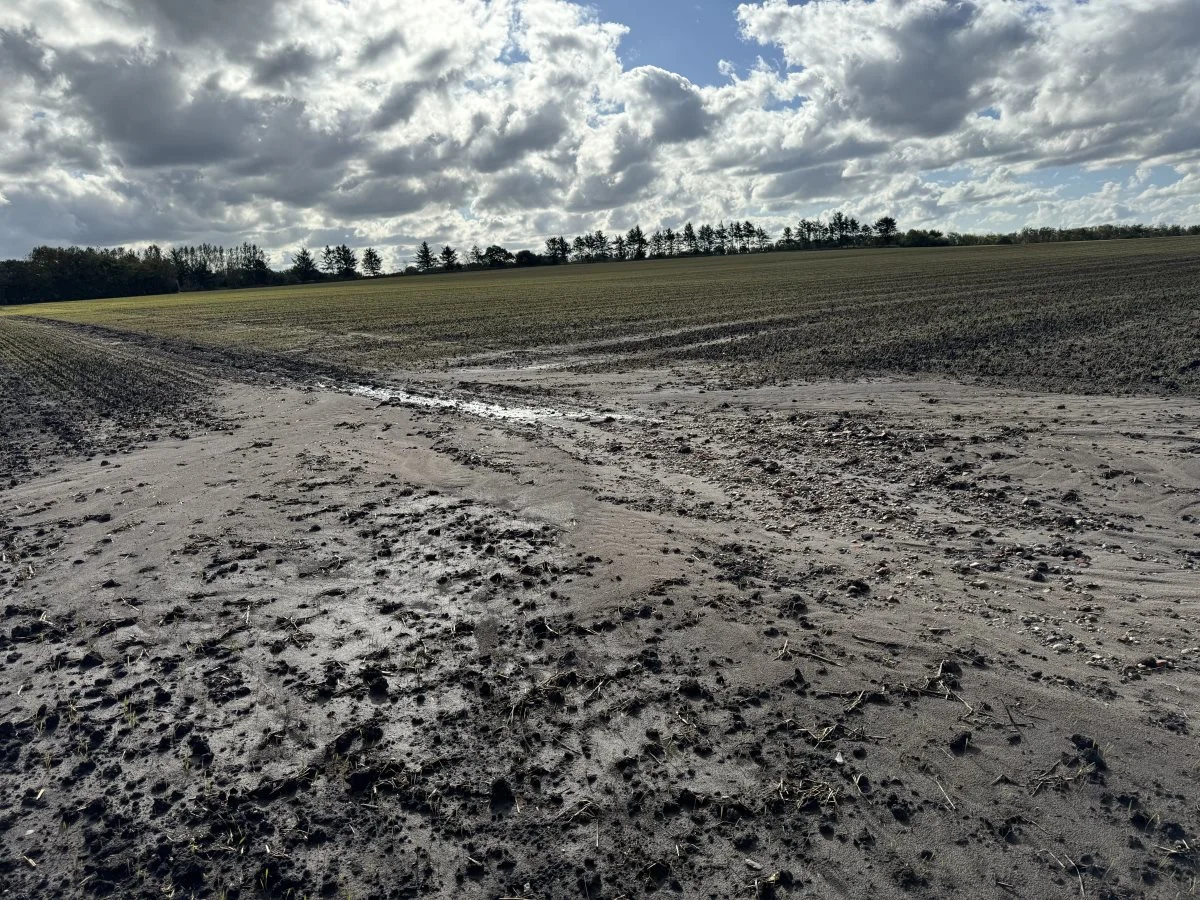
[5,237,1200,391]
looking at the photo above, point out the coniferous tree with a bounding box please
[335,244,358,278]
[361,247,382,277]
[439,245,459,271]
[292,248,320,282]
[626,225,648,260]
[321,245,337,276]
[414,241,435,272]
[682,223,697,255]
[649,230,665,258]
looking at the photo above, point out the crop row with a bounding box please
[0,317,206,419]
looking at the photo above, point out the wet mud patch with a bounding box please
[2,371,1199,899]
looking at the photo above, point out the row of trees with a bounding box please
[405,215,894,273]
[165,242,272,291]
[0,242,285,304]
[409,241,541,273]
[0,239,391,303]
[4,220,1198,304]
[289,244,385,282]
[408,214,903,271]
[0,246,181,304]
[408,217,1200,273]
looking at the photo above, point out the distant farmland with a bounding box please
[4,235,1200,900]
[5,237,1199,393]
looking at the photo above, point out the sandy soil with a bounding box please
[2,355,1199,899]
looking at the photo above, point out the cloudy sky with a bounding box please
[1,0,1199,268]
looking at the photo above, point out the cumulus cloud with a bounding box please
[252,43,324,87]
[623,67,715,144]
[0,0,1198,266]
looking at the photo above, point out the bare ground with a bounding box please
[2,328,1199,899]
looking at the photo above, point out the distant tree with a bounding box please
[482,245,514,268]
[729,221,744,253]
[439,245,459,272]
[592,230,610,261]
[714,222,728,254]
[361,247,383,277]
[571,236,587,262]
[612,234,627,261]
[291,248,320,282]
[697,223,714,254]
[795,219,815,248]
[553,235,570,262]
[468,245,485,268]
[543,236,569,264]
[898,228,949,247]
[682,223,697,255]
[321,245,337,276]
[414,241,435,272]
[829,211,850,246]
[754,227,770,252]
[626,225,648,260]
[335,244,358,278]
[874,216,898,245]
[664,228,677,257]
[250,245,270,284]
[649,229,665,258]
[780,226,794,249]
[514,249,540,267]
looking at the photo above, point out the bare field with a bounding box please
[6,238,1200,392]
[2,242,1200,900]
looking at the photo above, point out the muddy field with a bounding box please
[2,250,1200,900]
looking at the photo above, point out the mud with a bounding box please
[1,334,1199,899]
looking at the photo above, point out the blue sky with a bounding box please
[586,0,1193,221]
[589,0,775,85]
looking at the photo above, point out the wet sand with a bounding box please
[2,361,1199,898]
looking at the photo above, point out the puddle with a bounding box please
[343,384,584,423]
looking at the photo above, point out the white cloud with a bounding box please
[0,0,1198,266]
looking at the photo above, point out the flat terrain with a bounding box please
[9,238,1200,392]
[2,241,1199,899]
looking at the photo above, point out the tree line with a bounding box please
[2,220,1197,305]
[0,240,389,305]
[404,217,1200,273]
[0,242,280,304]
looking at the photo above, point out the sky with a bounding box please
[589,1,768,85]
[1,0,1199,269]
